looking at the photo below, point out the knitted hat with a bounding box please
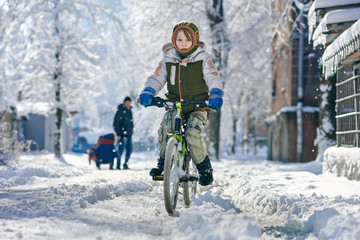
[123,96,131,103]
[171,22,199,58]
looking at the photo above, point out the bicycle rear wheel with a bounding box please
[163,138,180,214]
[183,154,198,206]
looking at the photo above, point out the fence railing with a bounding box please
[335,66,360,147]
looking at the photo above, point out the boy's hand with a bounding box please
[139,87,155,107]
[209,88,223,110]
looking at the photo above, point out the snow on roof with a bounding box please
[308,0,360,42]
[322,19,360,79]
[16,102,52,117]
[312,8,360,47]
[309,0,360,17]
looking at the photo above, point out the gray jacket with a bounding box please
[144,41,223,95]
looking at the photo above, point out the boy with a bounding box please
[139,22,223,186]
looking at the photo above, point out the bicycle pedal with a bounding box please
[152,175,164,181]
[180,175,198,182]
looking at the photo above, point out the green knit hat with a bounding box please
[171,22,200,58]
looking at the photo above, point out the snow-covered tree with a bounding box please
[0,0,126,157]
[121,0,273,156]
[221,0,273,154]
[205,0,230,159]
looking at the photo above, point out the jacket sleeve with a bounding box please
[113,110,122,136]
[202,53,224,92]
[143,58,168,95]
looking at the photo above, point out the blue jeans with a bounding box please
[116,137,132,168]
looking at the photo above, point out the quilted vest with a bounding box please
[165,60,209,117]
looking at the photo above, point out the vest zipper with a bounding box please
[178,59,189,118]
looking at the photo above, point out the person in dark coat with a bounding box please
[90,133,118,170]
[113,96,134,169]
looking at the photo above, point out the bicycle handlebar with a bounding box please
[137,97,209,109]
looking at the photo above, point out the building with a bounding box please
[16,103,72,154]
[308,0,360,180]
[268,0,319,162]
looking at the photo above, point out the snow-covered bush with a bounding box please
[0,121,32,166]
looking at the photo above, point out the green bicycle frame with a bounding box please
[167,102,186,169]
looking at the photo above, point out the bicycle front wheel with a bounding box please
[163,138,180,214]
[183,154,198,206]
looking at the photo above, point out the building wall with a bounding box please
[23,114,45,151]
[303,111,318,161]
[271,43,294,114]
[22,113,71,154]
[268,0,319,162]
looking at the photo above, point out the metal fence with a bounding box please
[336,65,360,147]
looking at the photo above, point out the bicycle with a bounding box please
[146,97,209,214]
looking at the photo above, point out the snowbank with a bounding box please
[323,145,360,180]
[220,157,360,239]
[1,152,360,239]
[0,153,263,239]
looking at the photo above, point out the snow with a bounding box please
[1,152,360,239]
[308,0,360,42]
[311,0,360,10]
[15,102,52,117]
[324,146,360,180]
[322,19,360,78]
[312,8,360,47]
[278,105,319,115]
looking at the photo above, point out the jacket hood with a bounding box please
[162,41,206,61]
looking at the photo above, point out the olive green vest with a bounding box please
[165,60,209,117]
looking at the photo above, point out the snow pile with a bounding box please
[219,157,360,239]
[1,152,360,239]
[323,146,360,180]
[0,153,263,239]
[172,189,261,239]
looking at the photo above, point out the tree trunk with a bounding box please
[54,3,62,158]
[206,0,229,160]
[231,117,237,154]
[54,81,62,157]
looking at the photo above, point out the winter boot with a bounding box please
[123,163,130,170]
[196,156,213,186]
[96,162,101,170]
[109,163,114,170]
[149,157,164,177]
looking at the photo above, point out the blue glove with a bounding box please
[209,89,223,110]
[139,87,155,107]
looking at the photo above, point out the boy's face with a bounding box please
[176,30,192,51]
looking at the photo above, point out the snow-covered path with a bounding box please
[1,152,360,239]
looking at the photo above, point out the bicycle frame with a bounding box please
[170,102,186,169]
[143,97,208,213]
